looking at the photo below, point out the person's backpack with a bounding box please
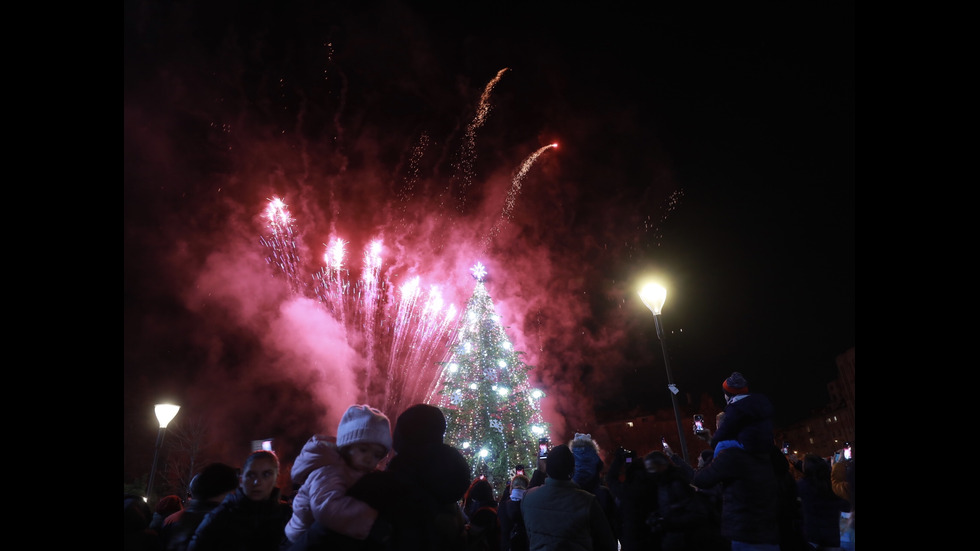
[465,506,499,551]
[502,500,528,551]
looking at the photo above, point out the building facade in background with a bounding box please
[597,346,855,465]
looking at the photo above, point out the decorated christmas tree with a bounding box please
[433,262,550,494]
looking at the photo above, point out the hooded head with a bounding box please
[570,433,602,488]
[336,405,393,455]
[191,462,239,502]
[392,403,446,455]
[546,444,575,480]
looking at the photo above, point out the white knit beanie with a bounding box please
[336,405,392,454]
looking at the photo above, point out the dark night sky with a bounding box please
[124,1,854,481]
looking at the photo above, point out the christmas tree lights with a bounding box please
[433,262,550,494]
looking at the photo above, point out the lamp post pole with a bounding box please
[146,403,180,503]
[639,284,689,463]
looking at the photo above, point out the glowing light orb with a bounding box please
[470,262,487,281]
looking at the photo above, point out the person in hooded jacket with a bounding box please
[283,405,394,550]
[159,462,239,551]
[289,403,471,551]
[569,433,618,538]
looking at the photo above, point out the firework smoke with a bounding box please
[124,1,702,482]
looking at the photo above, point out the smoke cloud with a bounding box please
[126,1,855,481]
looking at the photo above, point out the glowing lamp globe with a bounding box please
[155,404,180,428]
[639,284,667,316]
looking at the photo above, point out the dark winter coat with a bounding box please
[691,446,780,545]
[497,494,528,551]
[604,455,656,551]
[520,478,617,551]
[710,393,775,454]
[159,499,222,551]
[187,487,292,551]
[385,443,470,551]
[287,439,470,551]
[465,505,499,551]
[650,464,709,551]
[797,473,850,547]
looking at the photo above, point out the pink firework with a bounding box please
[259,196,304,295]
[261,203,461,416]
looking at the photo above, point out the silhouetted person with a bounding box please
[521,444,616,551]
[159,462,239,551]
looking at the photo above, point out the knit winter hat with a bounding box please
[191,462,240,501]
[336,404,393,454]
[722,371,749,395]
[392,403,446,454]
[546,444,575,480]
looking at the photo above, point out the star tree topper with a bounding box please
[470,262,487,281]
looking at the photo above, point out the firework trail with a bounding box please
[446,68,511,213]
[482,143,559,253]
[259,197,305,295]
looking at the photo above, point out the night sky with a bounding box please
[124,1,854,481]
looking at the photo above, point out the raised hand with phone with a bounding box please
[693,413,712,442]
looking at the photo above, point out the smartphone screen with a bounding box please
[539,443,548,458]
[781,442,790,455]
[661,437,668,449]
[843,447,851,460]
[694,414,704,433]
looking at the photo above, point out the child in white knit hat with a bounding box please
[284,404,394,547]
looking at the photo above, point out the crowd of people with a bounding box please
[126,372,855,551]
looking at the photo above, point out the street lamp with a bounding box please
[639,283,689,463]
[146,403,180,502]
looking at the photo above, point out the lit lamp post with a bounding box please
[639,283,689,463]
[146,403,180,502]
